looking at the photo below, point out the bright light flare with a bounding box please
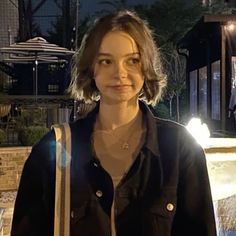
[225,23,236,31]
[186,117,210,147]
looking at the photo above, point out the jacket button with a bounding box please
[166,203,174,211]
[96,190,103,198]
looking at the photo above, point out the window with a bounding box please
[229,57,236,111]
[211,60,220,120]
[189,70,198,115]
[199,66,208,119]
[48,84,59,93]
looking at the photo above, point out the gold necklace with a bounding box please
[110,124,138,150]
[122,141,129,150]
[94,112,144,151]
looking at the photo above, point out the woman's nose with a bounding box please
[114,61,127,79]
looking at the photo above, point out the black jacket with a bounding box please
[11,103,216,236]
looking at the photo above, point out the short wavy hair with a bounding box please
[68,10,166,106]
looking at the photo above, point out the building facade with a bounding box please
[202,0,236,7]
[178,14,236,135]
[0,0,19,95]
[0,0,19,50]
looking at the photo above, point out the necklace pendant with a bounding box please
[122,142,129,150]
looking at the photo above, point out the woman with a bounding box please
[11,10,216,236]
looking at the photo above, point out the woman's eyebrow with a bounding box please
[97,53,112,57]
[126,52,140,56]
[97,52,140,57]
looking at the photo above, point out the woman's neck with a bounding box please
[97,99,140,130]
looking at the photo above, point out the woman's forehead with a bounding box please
[98,30,139,55]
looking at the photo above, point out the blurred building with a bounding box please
[18,0,74,48]
[0,0,19,95]
[0,0,74,97]
[0,0,19,46]
[0,0,19,58]
[0,0,74,141]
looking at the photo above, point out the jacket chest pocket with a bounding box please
[142,188,177,236]
[70,201,93,236]
[71,202,88,223]
[70,198,111,236]
[149,199,176,217]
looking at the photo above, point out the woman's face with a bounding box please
[93,30,144,105]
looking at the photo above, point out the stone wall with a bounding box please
[0,146,31,236]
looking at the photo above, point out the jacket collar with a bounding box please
[77,101,160,157]
[139,102,160,156]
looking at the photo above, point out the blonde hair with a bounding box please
[68,10,166,105]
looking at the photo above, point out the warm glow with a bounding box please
[186,118,210,147]
[225,23,236,31]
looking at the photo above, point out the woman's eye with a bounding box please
[127,58,140,65]
[98,59,112,65]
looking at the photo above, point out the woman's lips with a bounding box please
[108,85,132,91]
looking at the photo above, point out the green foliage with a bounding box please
[135,0,204,48]
[18,126,49,146]
[15,107,48,146]
[153,102,170,119]
[16,107,47,129]
[0,129,7,144]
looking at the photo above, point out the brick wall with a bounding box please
[0,147,31,191]
[0,146,31,236]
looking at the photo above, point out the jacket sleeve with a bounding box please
[172,128,216,236]
[11,131,55,236]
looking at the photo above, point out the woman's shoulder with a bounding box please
[152,116,200,149]
[151,115,188,135]
[153,117,205,165]
[156,117,185,129]
[34,129,55,148]
[143,103,187,133]
[29,129,56,161]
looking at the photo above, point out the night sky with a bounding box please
[35,0,156,36]
[79,0,156,18]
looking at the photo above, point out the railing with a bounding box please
[0,94,73,105]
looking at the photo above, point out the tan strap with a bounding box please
[53,123,71,236]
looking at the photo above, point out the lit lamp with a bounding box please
[186,117,210,148]
[225,21,236,31]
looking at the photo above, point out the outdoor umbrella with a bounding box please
[0,37,74,99]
